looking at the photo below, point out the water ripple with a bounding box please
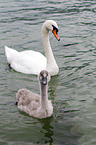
[0,0,96,145]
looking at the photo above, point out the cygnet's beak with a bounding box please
[52,29,60,41]
[42,76,47,85]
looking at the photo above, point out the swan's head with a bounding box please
[39,70,50,85]
[42,20,60,41]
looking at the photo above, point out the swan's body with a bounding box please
[16,70,53,118]
[5,20,60,76]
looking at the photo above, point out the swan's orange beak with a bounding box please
[52,29,60,41]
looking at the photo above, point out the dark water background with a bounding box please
[0,0,96,144]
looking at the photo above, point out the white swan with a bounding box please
[16,70,53,119]
[5,20,60,76]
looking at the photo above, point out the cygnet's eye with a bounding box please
[39,76,43,81]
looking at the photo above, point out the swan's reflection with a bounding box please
[37,117,54,145]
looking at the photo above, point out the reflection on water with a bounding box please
[0,0,96,144]
[37,118,54,145]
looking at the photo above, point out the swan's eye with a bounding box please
[52,25,58,34]
[52,25,60,41]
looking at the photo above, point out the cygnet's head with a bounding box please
[42,20,60,41]
[39,70,50,85]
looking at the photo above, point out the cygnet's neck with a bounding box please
[40,82,48,110]
[42,27,59,75]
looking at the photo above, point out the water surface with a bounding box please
[0,0,96,144]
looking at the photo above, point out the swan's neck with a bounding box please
[40,83,48,110]
[42,28,59,75]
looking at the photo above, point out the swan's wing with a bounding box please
[11,51,46,74]
[20,50,43,57]
[5,46,19,64]
[5,46,47,74]
[17,88,41,115]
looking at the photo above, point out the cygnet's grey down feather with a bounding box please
[16,70,53,119]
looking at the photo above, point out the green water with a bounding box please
[0,0,96,144]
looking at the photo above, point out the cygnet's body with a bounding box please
[16,70,53,119]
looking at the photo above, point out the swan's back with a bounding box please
[16,88,40,116]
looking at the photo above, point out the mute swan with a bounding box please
[16,70,53,118]
[5,20,60,76]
